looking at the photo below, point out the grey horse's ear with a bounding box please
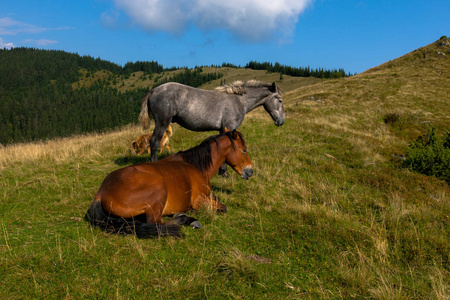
[270,82,277,93]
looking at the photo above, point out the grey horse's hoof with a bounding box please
[190,221,202,229]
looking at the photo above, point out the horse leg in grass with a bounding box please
[212,195,222,204]
[165,214,202,229]
[218,164,229,178]
[142,198,201,231]
[150,122,169,162]
[193,196,227,213]
[218,128,230,178]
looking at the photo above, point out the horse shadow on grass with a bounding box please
[211,184,232,196]
[114,152,172,166]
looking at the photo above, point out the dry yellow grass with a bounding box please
[0,125,144,167]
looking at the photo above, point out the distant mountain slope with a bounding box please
[285,37,450,142]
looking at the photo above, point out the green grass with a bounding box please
[1,38,450,299]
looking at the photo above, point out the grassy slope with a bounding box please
[73,66,321,93]
[1,39,449,299]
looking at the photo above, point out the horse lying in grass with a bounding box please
[86,129,253,238]
[132,125,173,155]
[139,80,285,177]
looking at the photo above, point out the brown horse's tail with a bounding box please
[139,91,152,130]
[85,200,182,238]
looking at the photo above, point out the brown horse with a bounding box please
[86,129,253,238]
[132,125,173,155]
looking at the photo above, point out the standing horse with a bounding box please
[86,129,252,238]
[139,80,285,168]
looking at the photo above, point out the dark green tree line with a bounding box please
[154,68,223,88]
[245,61,352,78]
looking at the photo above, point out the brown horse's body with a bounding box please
[86,130,252,237]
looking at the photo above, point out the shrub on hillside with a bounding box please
[403,128,450,183]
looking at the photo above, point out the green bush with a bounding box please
[404,128,450,183]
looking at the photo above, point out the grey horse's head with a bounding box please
[264,82,285,126]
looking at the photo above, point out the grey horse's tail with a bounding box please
[85,200,182,238]
[139,91,152,129]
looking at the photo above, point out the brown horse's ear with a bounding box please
[231,130,239,140]
[224,127,230,133]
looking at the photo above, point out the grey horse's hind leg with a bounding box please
[150,121,170,162]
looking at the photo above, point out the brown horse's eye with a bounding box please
[242,149,247,153]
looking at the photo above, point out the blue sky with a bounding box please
[1,0,449,74]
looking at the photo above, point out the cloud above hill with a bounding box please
[0,38,14,49]
[111,0,313,42]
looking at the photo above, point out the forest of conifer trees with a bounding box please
[0,48,150,144]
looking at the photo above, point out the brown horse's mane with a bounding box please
[215,80,273,95]
[178,130,246,173]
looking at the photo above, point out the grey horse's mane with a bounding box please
[215,80,273,95]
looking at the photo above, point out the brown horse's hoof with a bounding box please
[217,205,227,213]
[190,221,202,229]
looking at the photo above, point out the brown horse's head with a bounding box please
[223,129,253,180]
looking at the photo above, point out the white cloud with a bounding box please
[0,17,47,35]
[0,17,73,35]
[112,0,313,42]
[22,39,59,46]
[0,38,14,49]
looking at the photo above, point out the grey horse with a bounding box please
[139,80,285,175]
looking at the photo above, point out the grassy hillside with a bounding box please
[74,66,321,93]
[0,38,449,299]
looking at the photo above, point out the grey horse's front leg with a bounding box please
[218,127,230,178]
[218,163,229,178]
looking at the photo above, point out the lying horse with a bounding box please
[86,129,253,238]
[139,80,285,166]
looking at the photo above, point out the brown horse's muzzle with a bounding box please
[241,167,253,180]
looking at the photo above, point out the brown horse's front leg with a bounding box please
[144,203,164,224]
[211,195,222,204]
[164,214,200,228]
[193,196,227,213]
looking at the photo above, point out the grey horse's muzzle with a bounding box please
[275,119,285,126]
[241,167,253,180]
[272,112,285,127]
